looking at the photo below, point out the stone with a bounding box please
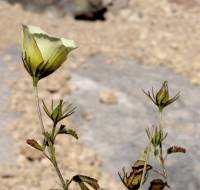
[17,155,27,166]
[106,0,130,13]
[81,112,93,121]
[2,54,12,62]
[118,9,132,19]
[99,89,118,105]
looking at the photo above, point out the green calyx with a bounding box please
[42,100,76,125]
[143,80,180,111]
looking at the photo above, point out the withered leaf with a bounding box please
[72,175,99,190]
[118,160,152,190]
[57,128,78,140]
[167,146,186,154]
[26,139,43,151]
[148,179,169,190]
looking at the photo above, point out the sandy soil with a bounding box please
[1,0,200,83]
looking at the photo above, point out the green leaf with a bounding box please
[51,100,63,123]
[154,148,159,157]
[57,126,78,140]
[42,100,51,118]
[43,131,52,141]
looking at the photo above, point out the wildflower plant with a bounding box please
[119,81,186,190]
[21,25,99,190]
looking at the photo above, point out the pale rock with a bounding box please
[118,9,132,19]
[128,12,142,22]
[170,42,179,50]
[107,0,130,13]
[191,77,200,85]
[67,81,77,93]
[17,155,27,166]
[99,89,118,105]
[155,48,167,60]
[81,112,93,121]
[3,54,12,62]
[30,188,38,190]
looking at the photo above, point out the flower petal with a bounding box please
[22,25,43,72]
[27,25,77,62]
[34,34,63,61]
[39,45,68,78]
[61,38,78,50]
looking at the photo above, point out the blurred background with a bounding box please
[0,0,200,189]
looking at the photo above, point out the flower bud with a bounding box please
[143,81,180,112]
[156,81,169,109]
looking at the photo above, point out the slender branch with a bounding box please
[43,151,51,162]
[52,158,66,190]
[139,140,151,190]
[65,178,73,190]
[152,168,166,178]
[33,84,66,189]
[33,85,45,133]
[52,122,57,141]
[158,110,167,178]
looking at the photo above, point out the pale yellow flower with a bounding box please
[21,25,77,86]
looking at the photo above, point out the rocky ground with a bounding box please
[0,0,200,190]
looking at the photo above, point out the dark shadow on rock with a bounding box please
[4,0,108,21]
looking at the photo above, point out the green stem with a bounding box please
[159,110,163,130]
[65,178,73,190]
[33,84,45,134]
[158,110,167,178]
[46,136,66,189]
[33,82,66,189]
[52,158,66,189]
[52,122,57,141]
[139,140,151,190]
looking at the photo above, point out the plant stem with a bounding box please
[159,110,163,130]
[158,110,167,178]
[139,140,151,190]
[33,85,66,189]
[52,158,66,189]
[52,122,57,141]
[33,85,45,133]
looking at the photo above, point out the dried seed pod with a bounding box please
[148,179,169,190]
[118,160,152,190]
[167,146,186,154]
